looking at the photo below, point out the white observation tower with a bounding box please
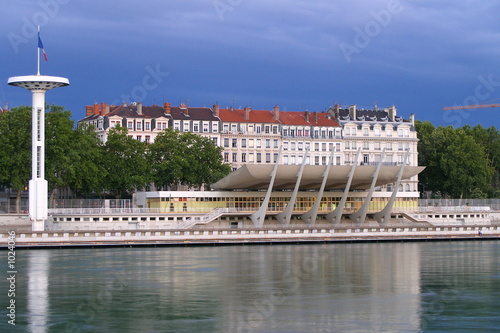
[7,27,69,231]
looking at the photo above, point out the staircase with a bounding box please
[179,208,236,229]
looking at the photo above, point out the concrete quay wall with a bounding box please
[1,225,499,248]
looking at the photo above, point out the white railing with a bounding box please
[179,208,240,229]
[418,206,491,213]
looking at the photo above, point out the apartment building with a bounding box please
[79,102,419,192]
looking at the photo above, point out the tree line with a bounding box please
[0,106,231,211]
[415,120,500,199]
[1,106,498,212]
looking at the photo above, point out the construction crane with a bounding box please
[443,102,500,111]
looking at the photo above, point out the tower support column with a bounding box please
[8,75,69,231]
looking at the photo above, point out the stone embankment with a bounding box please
[1,225,499,248]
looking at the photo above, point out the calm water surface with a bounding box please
[1,241,499,332]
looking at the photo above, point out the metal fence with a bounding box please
[50,199,133,209]
[419,199,500,211]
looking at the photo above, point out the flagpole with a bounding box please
[37,26,40,75]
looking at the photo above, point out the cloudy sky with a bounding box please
[2,0,500,128]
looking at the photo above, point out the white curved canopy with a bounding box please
[212,164,425,190]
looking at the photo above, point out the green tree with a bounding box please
[0,106,31,212]
[462,125,500,197]
[148,129,231,189]
[45,105,76,206]
[180,132,231,188]
[103,126,150,198]
[69,124,107,197]
[418,125,494,199]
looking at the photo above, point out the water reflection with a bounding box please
[8,241,499,332]
[27,251,49,333]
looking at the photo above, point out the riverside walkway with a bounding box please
[1,224,499,248]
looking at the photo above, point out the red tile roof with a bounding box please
[217,108,280,123]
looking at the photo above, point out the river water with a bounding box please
[1,241,499,332]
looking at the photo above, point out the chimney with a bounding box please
[180,103,188,115]
[387,105,397,121]
[100,102,106,115]
[229,106,234,112]
[304,110,309,121]
[313,111,318,123]
[122,102,127,107]
[349,105,356,121]
[137,102,143,115]
[244,106,251,120]
[164,102,171,114]
[212,104,220,117]
[410,113,415,125]
[85,105,93,117]
[104,104,110,115]
[93,103,100,115]
[273,105,280,121]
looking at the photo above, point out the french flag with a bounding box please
[38,31,48,61]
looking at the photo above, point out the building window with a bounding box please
[256,139,261,148]
[224,138,229,147]
[203,123,209,132]
[241,139,247,148]
[232,153,237,163]
[363,128,369,136]
[127,121,133,129]
[136,122,142,130]
[212,122,219,133]
[249,139,254,148]
[363,154,369,164]
[256,126,261,134]
[315,156,320,165]
[322,143,326,151]
[336,156,341,165]
[274,153,278,163]
[322,156,327,165]
[266,153,271,163]
[240,125,246,133]
[231,124,237,133]
[265,125,270,134]
[283,155,288,164]
[249,153,255,163]
[212,137,218,146]
[136,136,142,141]
[145,136,150,143]
[223,124,229,133]
[266,139,270,148]
[193,123,199,132]
[273,139,278,148]
[242,153,246,163]
[256,153,262,163]
[232,138,237,148]
[145,122,150,130]
[374,127,380,136]
[363,142,369,150]
[174,122,180,131]
[272,126,278,134]
[224,153,229,162]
